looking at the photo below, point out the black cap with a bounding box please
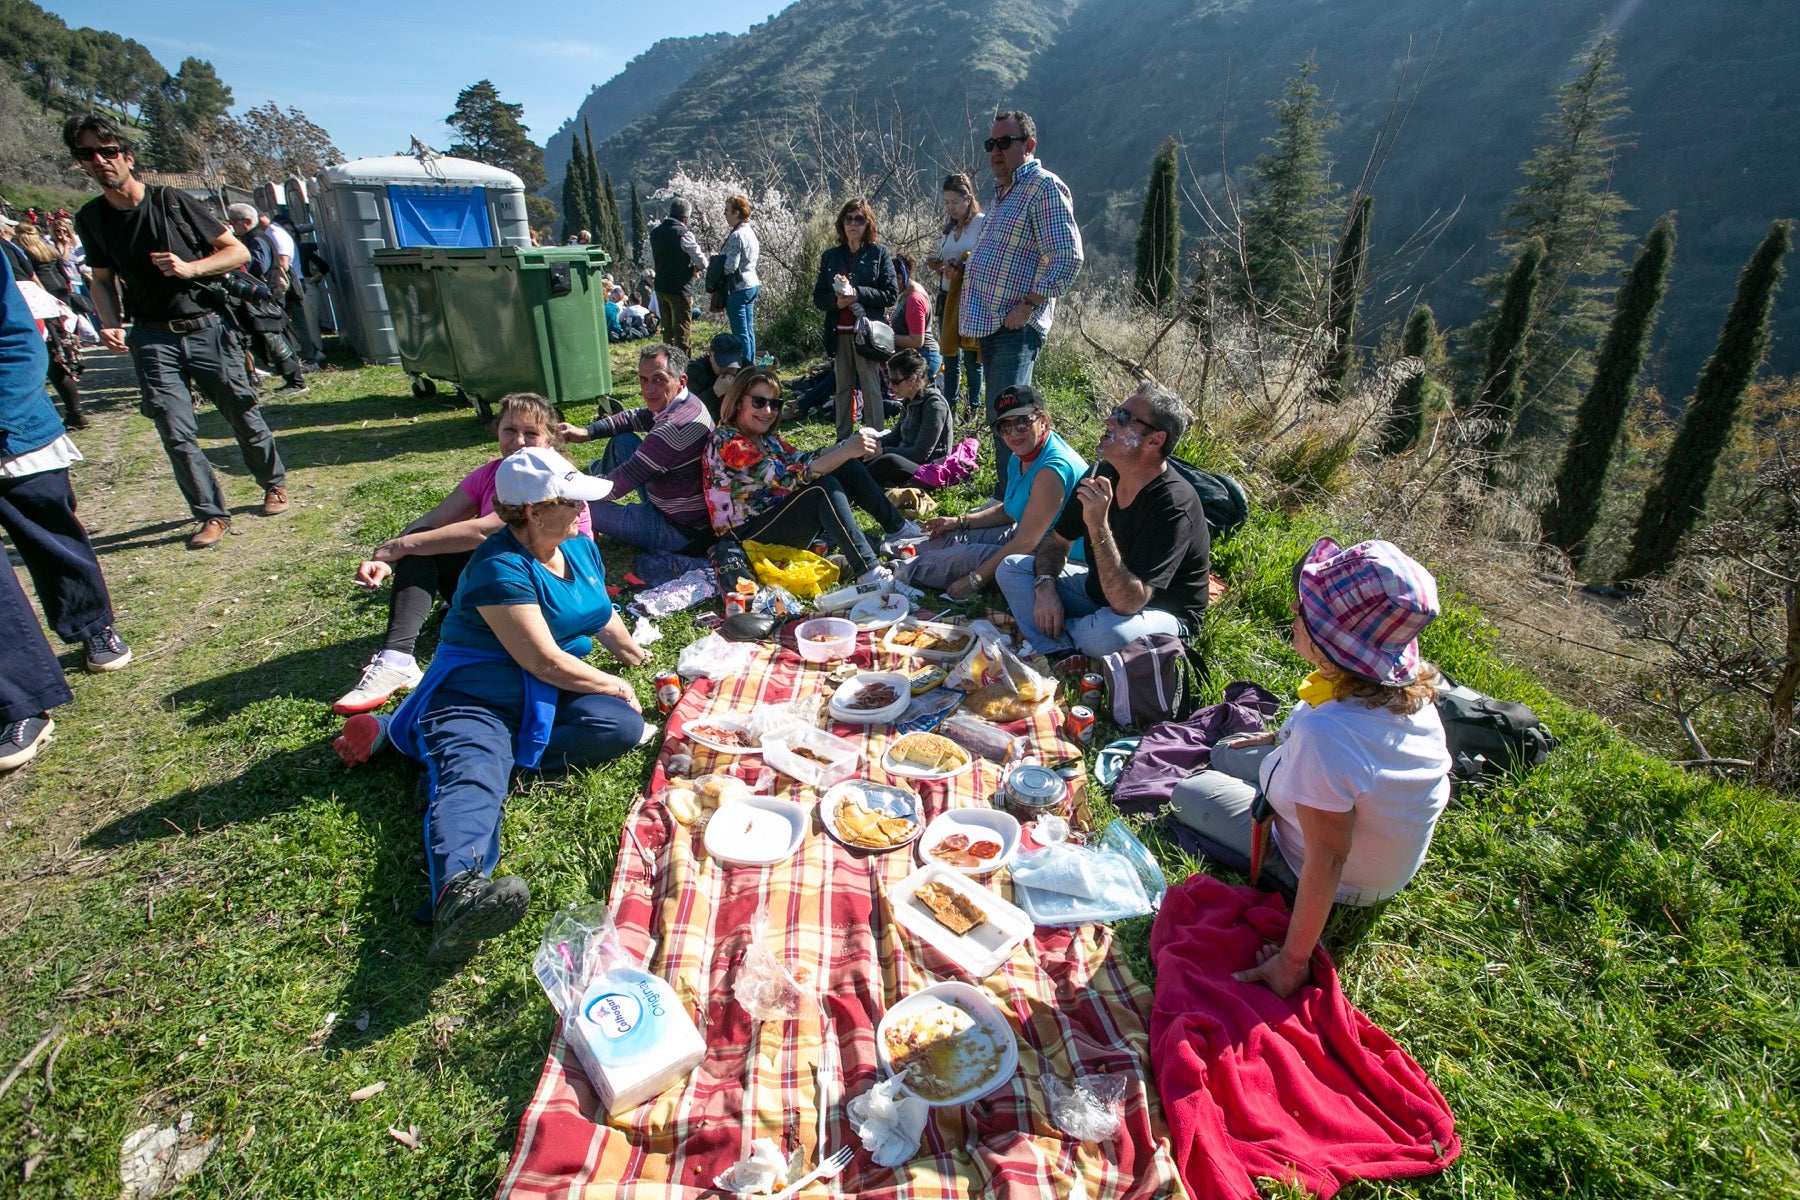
[710,333,748,369]
[990,385,1045,425]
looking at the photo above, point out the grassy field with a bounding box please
[1,331,1796,1198]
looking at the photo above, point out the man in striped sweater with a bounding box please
[560,343,715,553]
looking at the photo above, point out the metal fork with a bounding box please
[769,1146,854,1200]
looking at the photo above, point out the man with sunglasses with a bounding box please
[63,114,290,552]
[997,383,1210,657]
[559,343,714,553]
[960,110,1083,492]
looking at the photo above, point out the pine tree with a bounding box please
[1542,214,1676,567]
[1241,56,1340,320]
[446,79,546,190]
[1319,194,1373,402]
[140,83,197,171]
[1378,305,1437,455]
[1619,220,1792,581]
[629,181,645,266]
[1471,239,1546,481]
[560,137,592,242]
[1467,31,1633,441]
[1133,138,1181,309]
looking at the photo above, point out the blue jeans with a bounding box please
[980,325,1044,494]
[0,467,114,644]
[942,350,982,410]
[417,659,643,897]
[585,430,708,552]
[726,285,760,363]
[995,554,1182,657]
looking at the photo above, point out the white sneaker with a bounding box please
[332,652,423,715]
[879,519,926,557]
[857,564,895,589]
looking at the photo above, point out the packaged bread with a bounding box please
[962,682,1037,723]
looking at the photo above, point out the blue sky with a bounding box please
[41,1,782,159]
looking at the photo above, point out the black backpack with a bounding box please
[1168,456,1250,541]
[1436,680,1557,782]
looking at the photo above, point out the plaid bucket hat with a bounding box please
[1294,536,1439,684]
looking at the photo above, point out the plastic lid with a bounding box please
[1098,822,1168,909]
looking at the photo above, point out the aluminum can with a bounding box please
[723,591,748,617]
[897,543,917,559]
[1066,705,1096,745]
[1079,673,1105,708]
[654,670,682,714]
[809,538,830,557]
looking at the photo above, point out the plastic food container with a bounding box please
[828,672,912,725]
[762,726,862,789]
[887,865,1034,979]
[882,619,977,663]
[997,763,1069,821]
[794,617,857,664]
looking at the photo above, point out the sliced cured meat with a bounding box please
[967,840,1002,860]
[939,833,970,851]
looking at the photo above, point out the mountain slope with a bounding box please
[542,33,737,188]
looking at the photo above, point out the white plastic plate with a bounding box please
[881,733,976,781]
[681,715,760,756]
[828,672,912,725]
[876,980,1019,1107]
[848,591,911,631]
[916,809,1021,875]
[887,862,1033,979]
[702,796,810,865]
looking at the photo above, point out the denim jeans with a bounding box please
[726,285,760,363]
[995,554,1182,657]
[585,430,707,552]
[980,325,1044,492]
[417,659,644,897]
[128,318,286,522]
[0,532,73,723]
[0,467,114,644]
[942,350,982,410]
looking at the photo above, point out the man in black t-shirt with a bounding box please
[65,113,289,551]
[996,381,1209,656]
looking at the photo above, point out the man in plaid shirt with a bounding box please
[961,109,1084,489]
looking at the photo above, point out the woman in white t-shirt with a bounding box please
[1172,536,1452,997]
[926,173,985,416]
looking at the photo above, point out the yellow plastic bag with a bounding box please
[743,540,840,599]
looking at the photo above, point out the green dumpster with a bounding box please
[375,245,613,420]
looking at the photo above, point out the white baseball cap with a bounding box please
[493,447,614,505]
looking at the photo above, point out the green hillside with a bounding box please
[541,32,737,189]
[576,0,1799,392]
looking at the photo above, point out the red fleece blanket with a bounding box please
[1149,874,1459,1199]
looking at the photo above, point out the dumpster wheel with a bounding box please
[463,390,494,423]
[409,375,437,400]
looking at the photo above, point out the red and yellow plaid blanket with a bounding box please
[499,631,1188,1200]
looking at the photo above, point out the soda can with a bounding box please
[898,543,917,559]
[1067,705,1096,745]
[654,670,682,715]
[1079,673,1106,709]
[723,591,747,617]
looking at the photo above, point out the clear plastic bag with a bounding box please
[1010,830,1161,927]
[732,902,815,1022]
[1042,1072,1128,1142]
[945,621,1056,719]
[531,902,636,1018]
[940,712,1027,764]
[678,631,753,681]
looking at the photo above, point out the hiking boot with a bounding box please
[334,712,390,768]
[332,652,423,714]
[187,517,230,550]
[277,378,308,395]
[83,625,132,672]
[261,486,289,516]
[428,871,530,962]
[63,403,87,430]
[0,716,54,771]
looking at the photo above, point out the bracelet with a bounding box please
[1034,575,1056,588]
[956,515,966,532]
[966,571,983,589]
[1092,535,1112,549]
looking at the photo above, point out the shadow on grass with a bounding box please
[163,628,411,723]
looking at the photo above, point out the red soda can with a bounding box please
[723,591,747,617]
[898,543,917,559]
[1079,673,1105,708]
[1066,705,1096,745]
[809,538,830,556]
[654,670,682,714]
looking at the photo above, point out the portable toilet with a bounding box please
[310,155,531,364]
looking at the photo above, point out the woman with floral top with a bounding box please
[703,369,923,584]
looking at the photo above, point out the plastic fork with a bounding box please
[770,1147,854,1200]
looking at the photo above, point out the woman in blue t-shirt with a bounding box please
[898,385,1086,600]
[334,448,650,961]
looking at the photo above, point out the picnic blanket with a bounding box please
[1149,874,1459,1199]
[499,627,1188,1199]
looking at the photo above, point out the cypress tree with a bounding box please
[1465,31,1633,440]
[1471,238,1546,481]
[1319,194,1373,402]
[583,122,608,250]
[629,181,645,266]
[602,171,625,264]
[561,137,593,241]
[1378,304,1436,455]
[1241,55,1340,320]
[1619,220,1792,580]
[1133,138,1181,309]
[1542,214,1676,566]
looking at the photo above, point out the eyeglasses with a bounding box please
[73,145,123,162]
[842,214,867,225]
[995,415,1038,435]
[983,134,1025,153]
[1108,406,1160,435]
[747,394,783,412]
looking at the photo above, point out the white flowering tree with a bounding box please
[650,168,808,301]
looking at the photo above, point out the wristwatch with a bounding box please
[1033,575,1055,589]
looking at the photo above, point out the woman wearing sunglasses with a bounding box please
[703,370,922,585]
[812,197,897,439]
[898,385,1086,601]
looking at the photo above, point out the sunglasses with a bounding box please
[746,394,783,412]
[1108,406,1160,435]
[995,415,1038,435]
[841,214,867,225]
[73,145,124,162]
[984,134,1025,153]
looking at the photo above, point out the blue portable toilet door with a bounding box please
[388,186,492,247]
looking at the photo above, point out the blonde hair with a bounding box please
[15,225,57,264]
[1323,662,1442,715]
[494,392,563,448]
[726,194,751,222]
